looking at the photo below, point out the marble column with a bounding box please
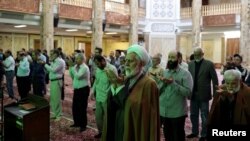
[91,0,103,52]
[129,0,138,45]
[41,0,54,54]
[192,0,202,48]
[240,0,250,67]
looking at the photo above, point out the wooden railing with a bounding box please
[180,7,192,19]
[54,0,92,8]
[181,2,241,19]
[53,0,146,18]
[138,8,146,18]
[105,1,129,15]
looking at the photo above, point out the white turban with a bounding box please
[127,44,150,66]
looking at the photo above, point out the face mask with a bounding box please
[167,60,178,70]
[195,59,201,62]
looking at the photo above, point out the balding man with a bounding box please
[148,54,164,87]
[187,47,218,141]
[102,44,160,141]
[207,70,250,139]
[159,50,193,141]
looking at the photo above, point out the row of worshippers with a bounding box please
[1,44,249,141]
[0,48,66,123]
[0,48,48,100]
[87,45,250,141]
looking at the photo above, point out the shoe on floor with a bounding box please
[186,133,198,138]
[80,127,86,132]
[54,117,61,121]
[199,137,206,141]
[70,124,79,128]
[94,133,102,138]
[50,116,56,119]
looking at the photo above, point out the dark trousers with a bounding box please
[5,71,14,98]
[16,76,30,99]
[61,75,65,100]
[72,86,90,128]
[161,116,186,141]
[32,78,45,97]
[190,99,209,137]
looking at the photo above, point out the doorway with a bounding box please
[226,38,239,57]
[34,39,40,50]
[78,42,91,59]
[33,40,58,50]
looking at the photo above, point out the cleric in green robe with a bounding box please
[102,44,160,141]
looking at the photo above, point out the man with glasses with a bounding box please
[44,50,66,121]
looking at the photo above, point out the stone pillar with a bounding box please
[41,0,54,54]
[192,0,202,48]
[129,0,139,45]
[91,0,103,52]
[240,0,250,67]
[144,32,150,52]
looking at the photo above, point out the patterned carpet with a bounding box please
[1,69,223,141]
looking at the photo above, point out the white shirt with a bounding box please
[26,55,32,63]
[160,60,167,69]
[3,56,15,71]
[45,57,65,80]
[17,57,30,77]
[39,54,47,62]
[69,63,90,89]
[179,61,188,71]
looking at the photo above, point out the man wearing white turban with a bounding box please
[101,44,160,141]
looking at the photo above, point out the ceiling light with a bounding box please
[224,31,240,38]
[14,25,27,28]
[66,29,78,32]
[105,32,117,35]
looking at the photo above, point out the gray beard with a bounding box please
[227,84,240,94]
[125,67,140,79]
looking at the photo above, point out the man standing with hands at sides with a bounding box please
[187,47,218,141]
[68,53,90,132]
[102,44,160,141]
[44,49,65,121]
[3,50,15,100]
[159,50,193,141]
